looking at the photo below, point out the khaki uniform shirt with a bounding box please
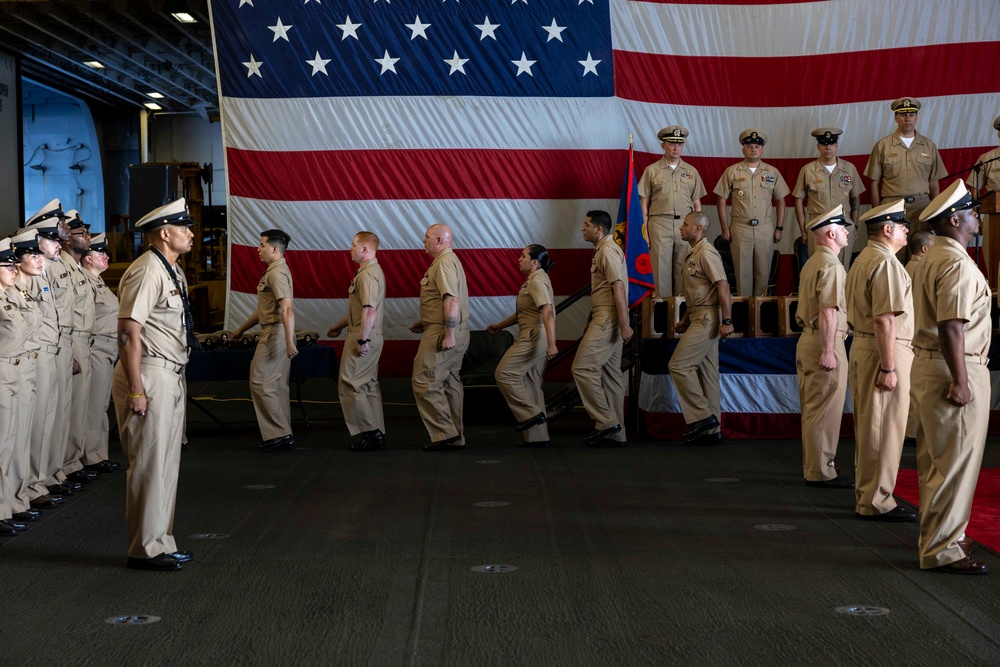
[60,250,95,333]
[420,248,470,326]
[117,249,190,367]
[713,161,790,224]
[864,131,947,198]
[846,241,913,339]
[681,238,727,307]
[912,236,991,357]
[0,287,27,358]
[25,274,59,347]
[904,255,921,282]
[87,270,120,337]
[590,234,627,309]
[12,280,41,353]
[793,159,865,216]
[516,269,554,332]
[639,158,707,217]
[257,257,293,327]
[965,146,1000,193]
[796,246,848,333]
[46,256,75,332]
[348,258,386,334]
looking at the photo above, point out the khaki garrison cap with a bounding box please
[808,204,850,232]
[859,199,907,226]
[658,125,688,143]
[919,180,980,224]
[891,97,921,114]
[135,198,195,232]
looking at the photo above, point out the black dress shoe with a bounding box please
[424,435,464,451]
[958,537,974,556]
[84,461,118,474]
[856,506,917,522]
[259,435,295,452]
[2,519,28,531]
[933,556,988,575]
[682,415,720,442]
[514,412,547,432]
[0,523,20,537]
[583,424,622,444]
[11,511,39,522]
[350,430,386,452]
[517,440,550,448]
[689,431,723,445]
[804,476,855,489]
[126,554,182,571]
[47,484,73,497]
[104,460,122,471]
[903,437,917,447]
[166,550,194,563]
[66,470,96,484]
[30,495,61,509]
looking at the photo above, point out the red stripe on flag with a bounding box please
[227,148,624,201]
[228,147,990,204]
[614,43,1000,107]
[231,246,597,298]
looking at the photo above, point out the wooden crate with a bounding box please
[778,297,803,336]
[750,296,780,338]
[728,296,750,338]
[642,296,686,339]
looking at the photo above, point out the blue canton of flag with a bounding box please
[210,0,613,99]
[616,140,653,308]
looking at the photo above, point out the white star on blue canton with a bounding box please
[511,52,536,77]
[444,51,469,76]
[337,16,362,40]
[406,16,431,40]
[475,16,500,41]
[542,19,566,43]
[268,18,293,42]
[375,50,400,75]
[304,0,321,4]
[239,0,253,7]
[306,51,331,76]
[578,52,601,76]
[242,55,263,78]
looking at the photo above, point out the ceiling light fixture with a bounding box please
[171,12,197,23]
[147,92,165,99]
[83,60,105,68]
[144,102,163,110]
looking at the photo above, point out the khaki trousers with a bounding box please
[113,361,185,559]
[64,334,92,470]
[730,221,774,297]
[648,214,688,298]
[250,325,293,441]
[0,359,19,519]
[339,331,385,436]
[6,356,37,514]
[903,195,932,233]
[412,325,470,444]
[84,336,117,465]
[57,334,79,477]
[27,348,59,499]
[572,309,626,441]
[849,337,913,515]
[912,354,989,569]
[796,330,847,481]
[667,308,721,430]
[495,327,550,443]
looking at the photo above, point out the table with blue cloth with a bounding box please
[185,345,340,428]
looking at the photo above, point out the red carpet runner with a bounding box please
[895,468,1000,555]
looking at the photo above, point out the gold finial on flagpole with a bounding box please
[629,132,633,147]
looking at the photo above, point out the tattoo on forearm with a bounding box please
[118,332,130,349]
[445,318,458,329]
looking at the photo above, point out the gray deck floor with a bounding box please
[3,378,999,666]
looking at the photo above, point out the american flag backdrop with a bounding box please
[209,0,1000,375]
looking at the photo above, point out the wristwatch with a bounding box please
[721,319,733,326]
[357,339,370,345]
[775,226,784,231]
